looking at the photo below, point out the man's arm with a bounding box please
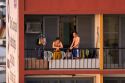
[60,42,63,48]
[70,38,75,49]
[52,42,56,48]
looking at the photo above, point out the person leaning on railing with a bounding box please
[37,34,46,59]
[52,37,63,59]
[70,31,80,59]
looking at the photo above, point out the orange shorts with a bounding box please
[53,51,62,59]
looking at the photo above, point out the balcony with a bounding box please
[25,48,99,70]
[24,15,98,70]
[104,48,125,69]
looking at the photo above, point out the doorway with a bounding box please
[59,16,76,48]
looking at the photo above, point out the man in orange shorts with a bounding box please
[52,37,63,59]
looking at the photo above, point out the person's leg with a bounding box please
[53,52,56,59]
[76,49,80,58]
[41,48,44,59]
[38,47,41,58]
[72,48,79,59]
[58,51,62,59]
[72,49,76,59]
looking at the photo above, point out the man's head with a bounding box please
[73,32,78,37]
[55,37,61,43]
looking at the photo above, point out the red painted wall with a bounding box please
[24,0,125,14]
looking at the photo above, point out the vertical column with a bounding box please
[96,74,103,83]
[95,14,103,70]
[19,0,25,83]
[95,14,103,83]
[99,14,103,70]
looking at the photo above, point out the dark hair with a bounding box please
[56,37,60,40]
[73,31,78,34]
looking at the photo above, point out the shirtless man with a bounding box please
[52,37,63,59]
[52,37,63,51]
[70,32,80,58]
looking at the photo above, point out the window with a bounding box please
[26,22,42,33]
[104,16,119,48]
[104,77,125,83]
[103,15,119,64]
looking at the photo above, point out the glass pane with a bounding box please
[26,22,42,33]
[104,80,118,83]
[49,80,58,83]
[120,16,125,65]
[76,80,92,83]
[42,80,48,83]
[104,16,119,33]
[104,15,119,48]
[26,80,41,83]
[121,80,125,83]
[104,33,119,48]
[77,15,94,48]
[121,16,125,48]
[60,80,74,83]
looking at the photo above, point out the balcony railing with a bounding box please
[0,56,6,65]
[25,48,99,70]
[104,48,125,69]
[0,56,6,72]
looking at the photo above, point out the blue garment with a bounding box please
[72,48,80,58]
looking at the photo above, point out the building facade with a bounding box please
[6,0,125,83]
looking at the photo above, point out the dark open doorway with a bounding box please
[59,16,76,48]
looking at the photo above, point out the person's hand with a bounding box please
[56,48,60,51]
[70,47,73,50]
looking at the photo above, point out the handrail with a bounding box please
[104,48,125,49]
[25,48,100,50]
[104,48,125,69]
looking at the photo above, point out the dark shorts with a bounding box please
[72,48,80,58]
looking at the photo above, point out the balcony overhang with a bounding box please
[24,0,125,14]
[24,70,101,75]
[25,69,125,75]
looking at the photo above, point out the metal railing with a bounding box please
[0,56,6,72]
[104,48,125,69]
[0,56,6,65]
[25,48,99,70]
